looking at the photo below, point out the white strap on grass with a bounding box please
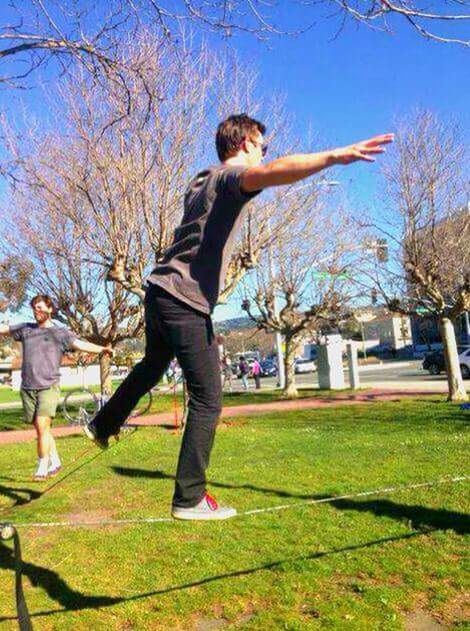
[10,474,469,530]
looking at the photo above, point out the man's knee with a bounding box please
[188,392,222,420]
[139,355,168,378]
[34,416,51,432]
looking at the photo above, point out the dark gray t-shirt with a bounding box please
[147,164,260,314]
[10,323,77,390]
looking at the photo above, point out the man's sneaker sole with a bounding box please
[83,424,109,449]
[47,465,62,477]
[171,507,237,521]
[32,474,48,482]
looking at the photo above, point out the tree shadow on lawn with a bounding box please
[0,483,41,508]
[0,447,104,514]
[112,466,470,535]
[0,529,429,622]
[0,408,29,431]
[0,540,121,613]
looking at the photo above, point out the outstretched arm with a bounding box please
[241,134,394,192]
[71,339,114,356]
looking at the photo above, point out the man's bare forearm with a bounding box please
[241,133,394,192]
[73,339,111,355]
[250,151,336,188]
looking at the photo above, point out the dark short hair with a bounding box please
[216,114,266,161]
[30,294,55,311]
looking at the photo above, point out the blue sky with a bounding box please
[1,4,468,323]
[212,8,469,320]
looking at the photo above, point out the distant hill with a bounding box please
[214,317,252,333]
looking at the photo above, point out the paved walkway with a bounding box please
[0,388,446,446]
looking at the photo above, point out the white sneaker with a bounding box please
[171,493,237,521]
[48,463,62,477]
[33,458,49,481]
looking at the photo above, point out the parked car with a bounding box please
[459,347,470,378]
[367,343,393,356]
[294,358,317,374]
[260,359,277,377]
[422,346,470,378]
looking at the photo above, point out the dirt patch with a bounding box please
[439,591,470,626]
[218,418,249,430]
[64,507,118,528]
[404,608,449,630]
[192,603,256,631]
[194,619,228,631]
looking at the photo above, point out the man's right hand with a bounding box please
[101,344,115,358]
[0,323,11,337]
[331,134,394,165]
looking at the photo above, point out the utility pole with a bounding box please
[268,231,285,389]
[464,311,470,343]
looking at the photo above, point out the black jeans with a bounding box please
[92,284,222,507]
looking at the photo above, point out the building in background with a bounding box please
[11,355,100,391]
[363,311,412,350]
[410,312,470,355]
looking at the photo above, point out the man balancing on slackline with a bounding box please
[84,114,393,520]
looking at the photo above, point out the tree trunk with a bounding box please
[283,336,298,398]
[99,352,113,397]
[440,317,467,402]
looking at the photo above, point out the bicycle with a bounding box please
[62,388,153,426]
[62,354,153,426]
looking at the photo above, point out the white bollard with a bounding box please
[317,334,345,390]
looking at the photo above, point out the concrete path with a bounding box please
[0,388,446,446]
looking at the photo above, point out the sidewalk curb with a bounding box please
[358,361,415,373]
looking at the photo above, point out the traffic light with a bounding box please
[376,239,388,263]
[371,288,378,305]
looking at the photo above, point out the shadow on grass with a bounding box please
[112,466,470,535]
[0,540,121,611]
[0,447,105,515]
[0,529,428,621]
[327,497,470,534]
[0,484,41,508]
[0,407,30,432]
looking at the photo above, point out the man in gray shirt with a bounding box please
[1,294,112,480]
[84,114,393,520]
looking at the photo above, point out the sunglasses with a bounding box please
[245,138,268,157]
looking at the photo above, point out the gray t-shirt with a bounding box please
[147,164,260,314]
[10,323,77,390]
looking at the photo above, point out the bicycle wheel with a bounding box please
[128,390,153,419]
[62,388,99,426]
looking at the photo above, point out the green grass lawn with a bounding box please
[0,387,361,432]
[0,400,468,630]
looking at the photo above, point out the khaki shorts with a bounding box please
[20,384,61,424]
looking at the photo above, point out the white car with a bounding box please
[294,358,317,374]
[459,347,470,379]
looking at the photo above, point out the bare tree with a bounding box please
[1,1,467,87]
[365,110,470,401]
[241,195,363,397]
[0,255,32,312]
[0,33,305,392]
[1,36,224,393]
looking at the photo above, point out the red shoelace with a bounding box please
[205,493,218,511]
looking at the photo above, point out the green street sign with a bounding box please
[312,272,350,280]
